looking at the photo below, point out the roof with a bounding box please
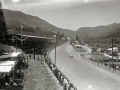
[0,34,55,42]
[0,61,15,73]
[104,53,119,59]
[0,66,13,73]
[0,52,21,60]
[0,61,15,66]
[15,34,55,40]
[75,44,82,47]
[94,54,110,60]
[107,47,119,51]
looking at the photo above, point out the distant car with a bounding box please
[70,54,73,58]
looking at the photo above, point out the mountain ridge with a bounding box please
[76,23,120,37]
[1,9,78,37]
[1,9,120,39]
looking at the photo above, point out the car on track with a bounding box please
[70,54,73,58]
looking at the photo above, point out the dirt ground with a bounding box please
[23,56,62,90]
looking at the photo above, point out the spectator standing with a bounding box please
[63,77,68,90]
[116,65,119,70]
[70,86,74,90]
[1,74,6,87]
[54,68,59,79]
[5,74,10,83]
[61,75,65,86]
[58,72,61,84]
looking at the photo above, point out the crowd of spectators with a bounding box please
[80,52,120,71]
[44,54,77,90]
[0,54,28,89]
[15,56,28,70]
[0,68,25,88]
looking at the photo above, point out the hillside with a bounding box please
[99,26,120,39]
[1,9,90,37]
[1,9,119,38]
[77,23,120,37]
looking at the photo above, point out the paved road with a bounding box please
[49,42,120,90]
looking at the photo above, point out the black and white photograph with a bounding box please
[0,0,120,90]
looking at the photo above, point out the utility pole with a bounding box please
[21,24,23,45]
[80,38,81,53]
[112,38,114,72]
[92,38,93,60]
[34,40,35,60]
[16,39,17,53]
[80,46,81,53]
[54,34,57,66]
[86,36,87,43]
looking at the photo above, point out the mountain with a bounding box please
[1,9,91,37]
[2,9,119,38]
[76,23,120,37]
[99,26,120,39]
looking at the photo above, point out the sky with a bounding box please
[1,0,120,31]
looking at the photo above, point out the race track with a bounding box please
[49,42,120,90]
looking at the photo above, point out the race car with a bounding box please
[70,54,73,58]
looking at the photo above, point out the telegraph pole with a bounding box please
[112,38,114,72]
[21,24,23,45]
[80,46,81,53]
[54,34,57,66]
[16,39,17,53]
[92,38,93,60]
[34,40,35,60]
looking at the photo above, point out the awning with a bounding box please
[0,61,15,73]
[0,52,21,60]
[94,54,110,60]
[0,61,15,66]
[107,47,119,51]
[104,53,119,59]
[0,66,13,73]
